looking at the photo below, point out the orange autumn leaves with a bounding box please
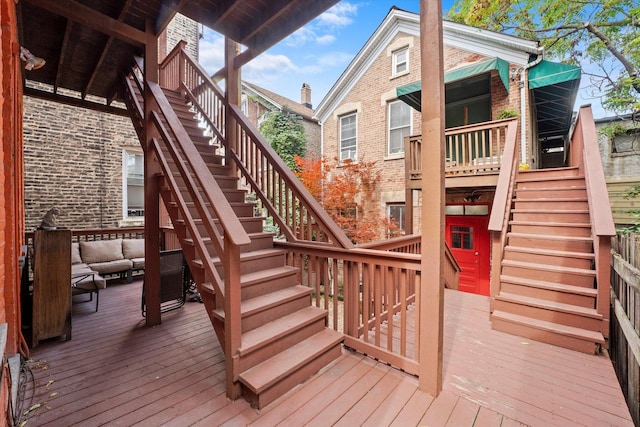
[294,155,401,244]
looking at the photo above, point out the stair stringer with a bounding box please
[124,72,343,409]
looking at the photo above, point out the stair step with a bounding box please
[507,232,593,252]
[493,292,603,332]
[239,328,343,408]
[183,231,274,254]
[517,167,581,180]
[213,285,313,331]
[239,306,327,358]
[501,259,595,287]
[515,177,586,190]
[514,186,587,199]
[511,209,590,223]
[491,310,603,354]
[500,275,597,307]
[508,220,591,237]
[502,259,595,277]
[513,198,588,210]
[503,245,594,269]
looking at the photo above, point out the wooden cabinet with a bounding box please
[32,229,72,347]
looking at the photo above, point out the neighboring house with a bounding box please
[596,113,640,227]
[241,81,321,156]
[22,14,199,230]
[315,7,581,296]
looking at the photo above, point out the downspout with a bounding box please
[519,53,543,165]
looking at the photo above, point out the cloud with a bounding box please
[199,30,225,74]
[282,1,360,48]
[243,52,299,85]
[317,2,359,28]
[316,35,336,45]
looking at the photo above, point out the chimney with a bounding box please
[301,83,312,109]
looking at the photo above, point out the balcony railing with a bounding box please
[405,118,518,185]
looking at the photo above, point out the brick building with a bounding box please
[315,7,580,295]
[241,81,321,157]
[23,15,199,230]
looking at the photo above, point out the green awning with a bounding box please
[396,57,510,111]
[528,60,581,90]
[528,60,581,139]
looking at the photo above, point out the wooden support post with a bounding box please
[143,20,162,326]
[418,0,445,397]
[225,38,241,169]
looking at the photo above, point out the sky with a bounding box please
[198,0,606,118]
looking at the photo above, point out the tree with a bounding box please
[447,0,640,113]
[294,155,401,244]
[259,109,307,170]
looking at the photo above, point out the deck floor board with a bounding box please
[20,279,633,426]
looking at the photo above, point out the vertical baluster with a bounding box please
[400,269,408,358]
[362,263,373,343]
[373,264,382,347]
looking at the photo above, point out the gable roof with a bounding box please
[315,7,541,122]
[243,81,317,122]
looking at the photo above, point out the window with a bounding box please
[388,100,411,156]
[339,113,357,161]
[392,47,408,76]
[451,226,474,250]
[387,203,405,231]
[124,151,144,218]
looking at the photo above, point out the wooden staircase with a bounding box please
[491,166,606,354]
[126,82,343,409]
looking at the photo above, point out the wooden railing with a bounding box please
[568,106,616,331]
[163,44,353,248]
[406,118,517,186]
[360,235,461,290]
[275,241,422,374]
[126,64,251,379]
[611,233,640,425]
[487,119,520,298]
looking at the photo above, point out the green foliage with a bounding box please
[599,122,640,139]
[259,109,307,170]
[447,0,640,114]
[618,184,640,234]
[498,108,520,119]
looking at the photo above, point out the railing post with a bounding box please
[224,236,242,399]
[225,38,241,167]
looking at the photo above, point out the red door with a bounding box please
[446,214,490,295]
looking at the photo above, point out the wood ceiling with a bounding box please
[17,0,339,113]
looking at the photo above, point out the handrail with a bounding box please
[574,106,616,237]
[488,119,519,232]
[570,105,615,328]
[168,44,354,249]
[359,235,461,290]
[227,103,354,248]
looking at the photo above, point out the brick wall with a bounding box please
[23,15,198,231]
[322,33,526,237]
[165,14,199,60]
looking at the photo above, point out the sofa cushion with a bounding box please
[72,263,106,289]
[88,259,133,275]
[122,239,145,259]
[131,257,145,269]
[80,239,124,264]
[71,243,82,265]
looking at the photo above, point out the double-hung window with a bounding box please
[339,113,357,162]
[392,47,408,76]
[124,151,144,218]
[387,203,405,231]
[388,100,411,156]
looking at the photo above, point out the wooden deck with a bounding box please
[21,279,632,426]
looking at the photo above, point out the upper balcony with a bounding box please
[405,118,518,189]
